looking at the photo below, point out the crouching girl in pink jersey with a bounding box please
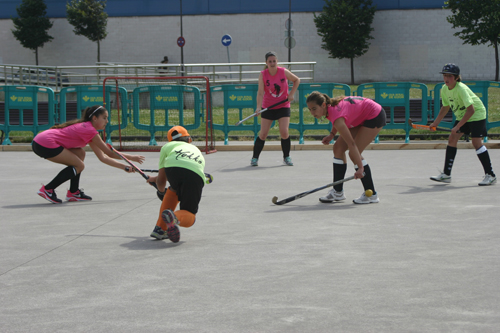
[32,105,145,203]
[306,92,386,204]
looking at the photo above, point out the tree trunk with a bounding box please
[350,58,354,85]
[495,41,499,82]
[35,48,39,66]
[97,40,100,63]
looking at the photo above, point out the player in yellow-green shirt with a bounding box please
[430,63,496,186]
[146,126,206,242]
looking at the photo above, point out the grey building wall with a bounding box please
[0,9,495,84]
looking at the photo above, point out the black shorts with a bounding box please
[362,108,387,128]
[454,119,487,138]
[261,107,291,121]
[165,167,204,214]
[32,140,64,159]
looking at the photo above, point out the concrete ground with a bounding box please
[1,141,500,332]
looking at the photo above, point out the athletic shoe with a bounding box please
[353,192,379,204]
[150,226,169,240]
[37,185,62,204]
[162,209,180,243]
[250,158,258,167]
[478,174,497,186]
[66,189,92,202]
[430,172,451,183]
[283,156,294,166]
[319,189,346,203]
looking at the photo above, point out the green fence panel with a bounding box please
[132,85,201,145]
[356,82,429,143]
[433,81,500,142]
[211,84,259,144]
[296,83,351,144]
[0,85,55,145]
[58,85,128,144]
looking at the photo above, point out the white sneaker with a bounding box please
[353,192,379,204]
[283,156,294,166]
[478,174,497,186]
[319,189,346,203]
[430,172,451,183]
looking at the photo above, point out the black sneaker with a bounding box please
[150,226,169,240]
[66,189,92,202]
[37,185,62,204]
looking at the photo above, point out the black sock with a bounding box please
[69,173,81,193]
[477,146,495,177]
[333,158,347,192]
[45,166,77,190]
[444,145,457,176]
[281,137,291,158]
[359,163,376,194]
[253,137,265,159]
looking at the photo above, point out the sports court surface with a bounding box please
[1,143,499,332]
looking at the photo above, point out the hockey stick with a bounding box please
[107,144,158,190]
[272,175,358,205]
[140,168,214,184]
[140,168,159,173]
[235,99,288,126]
[408,118,455,132]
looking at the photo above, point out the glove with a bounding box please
[157,190,165,201]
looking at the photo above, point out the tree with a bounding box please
[66,0,108,62]
[11,0,53,66]
[313,0,376,85]
[445,0,500,81]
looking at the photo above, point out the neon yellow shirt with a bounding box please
[440,82,486,121]
[159,141,205,182]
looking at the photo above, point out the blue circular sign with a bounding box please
[221,34,232,47]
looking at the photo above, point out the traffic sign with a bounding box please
[177,36,185,47]
[221,34,232,47]
[285,18,293,30]
[284,37,296,49]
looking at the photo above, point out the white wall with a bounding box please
[0,9,496,83]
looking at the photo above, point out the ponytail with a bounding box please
[306,91,344,107]
[51,105,106,129]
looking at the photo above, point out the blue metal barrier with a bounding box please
[58,85,128,144]
[432,81,500,142]
[295,83,351,143]
[131,85,201,145]
[0,85,55,145]
[211,84,259,144]
[356,82,429,143]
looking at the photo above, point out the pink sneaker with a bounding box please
[161,209,180,243]
[37,185,62,204]
[66,189,92,202]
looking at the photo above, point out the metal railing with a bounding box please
[0,62,315,91]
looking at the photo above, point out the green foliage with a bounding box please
[313,0,376,60]
[66,0,108,61]
[445,0,500,81]
[11,0,53,64]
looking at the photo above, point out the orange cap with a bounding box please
[167,126,191,142]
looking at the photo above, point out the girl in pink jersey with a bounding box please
[32,105,145,203]
[306,92,386,204]
[251,51,300,166]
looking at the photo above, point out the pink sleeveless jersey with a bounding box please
[261,67,290,109]
[33,121,98,149]
[326,97,381,129]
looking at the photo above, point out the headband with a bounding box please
[88,106,103,119]
[265,51,277,60]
